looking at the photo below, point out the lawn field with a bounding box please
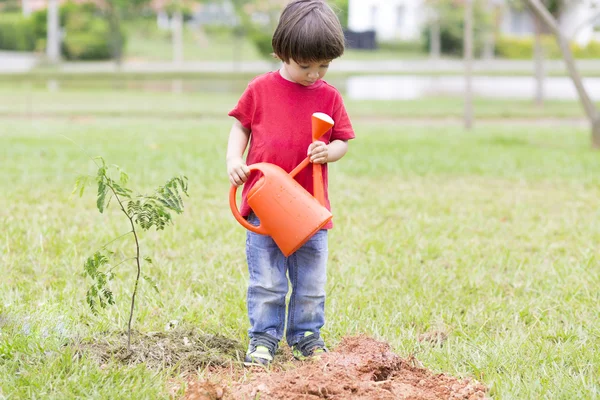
[1,88,600,399]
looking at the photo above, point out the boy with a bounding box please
[226,0,355,366]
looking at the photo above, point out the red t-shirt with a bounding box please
[229,70,355,229]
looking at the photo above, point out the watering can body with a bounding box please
[229,162,332,257]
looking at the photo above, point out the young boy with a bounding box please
[226,0,355,366]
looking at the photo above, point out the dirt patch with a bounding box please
[74,328,244,372]
[185,335,488,400]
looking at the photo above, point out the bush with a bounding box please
[7,1,122,60]
[0,13,36,51]
[248,29,274,59]
[63,19,112,60]
[496,35,600,59]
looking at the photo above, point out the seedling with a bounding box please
[74,157,188,351]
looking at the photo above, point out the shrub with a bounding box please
[248,29,274,59]
[496,35,600,59]
[9,1,123,60]
[62,12,113,60]
[0,13,36,51]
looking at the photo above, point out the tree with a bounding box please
[507,0,564,106]
[424,0,491,57]
[231,0,288,60]
[464,0,474,130]
[46,0,59,63]
[162,0,212,64]
[105,0,150,65]
[527,0,600,147]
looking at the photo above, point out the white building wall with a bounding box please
[348,0,424,41]
[349,0,599,45]
[559,0,598,45]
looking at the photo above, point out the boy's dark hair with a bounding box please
[272,0,345,63]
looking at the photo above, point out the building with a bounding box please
[348,0,600,45]
[348,0,425,42]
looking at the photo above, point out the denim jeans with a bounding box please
[246,212,328,346]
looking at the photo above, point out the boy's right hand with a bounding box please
[227,157,251,186]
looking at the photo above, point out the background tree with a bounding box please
[163,0,212,64]
[464,0,474,130]
[506,0,564,106]
[105,0,150,65]
[423,0,491,58]
[231,0,287,60]
[46,0,59,63]
[527,0,600,147]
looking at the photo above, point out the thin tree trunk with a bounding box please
[464,0,474,130]
[483,1,495,60]
[172,10,184,64]
[528,0,600,147]
[22,0,31,16]
[533,14,545,106]
[107,1,123,67]
[430,17,441,59]
[46,0,60,64]
[594,119,600,149]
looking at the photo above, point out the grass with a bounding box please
[0,84,592,120]
[1,87,600,399]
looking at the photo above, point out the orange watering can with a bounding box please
[229,113,335,257]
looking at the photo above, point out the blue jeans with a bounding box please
[246,212,328,346]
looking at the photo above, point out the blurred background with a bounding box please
[1,0,599,106]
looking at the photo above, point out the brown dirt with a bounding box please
[184,335,488,400]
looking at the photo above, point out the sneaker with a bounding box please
[244,332,279,367]
[291,332,327,361]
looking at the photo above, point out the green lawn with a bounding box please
[1,88,600,399]
[0,85,591,120]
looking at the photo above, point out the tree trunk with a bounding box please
[483,1,495,60]
[22,0,31,16]
[593,118,600,149]
[533,14,544,107]
[464,0,474,130]
[46,0,60,64]
[430,18,441,59]
[172,10,184,64]
[528,0,600,147]
[107,1,123,67]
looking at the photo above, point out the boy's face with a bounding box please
[281,59,331,86]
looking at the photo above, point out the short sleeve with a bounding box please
[228,84,255,130]
[331,92,355,141]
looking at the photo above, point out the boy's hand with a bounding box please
[308,141,328,164]
[227,157,251,186]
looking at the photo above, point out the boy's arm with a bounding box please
[308,139,348,164]
[226,120,251,186]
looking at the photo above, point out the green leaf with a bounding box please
[97,179,108,213]
[143,256,153,264]
[72,175,90,197]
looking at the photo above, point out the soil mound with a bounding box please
[185,335,488,400]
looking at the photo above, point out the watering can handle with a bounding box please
[229,166,269,235]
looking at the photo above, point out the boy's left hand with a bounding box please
[308,141,328,164]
